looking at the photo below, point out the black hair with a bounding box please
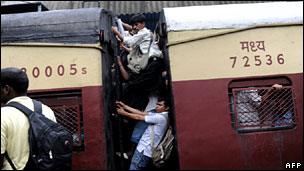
[158,96,170,108]
[130,14,146,25]
[1,67,29,94]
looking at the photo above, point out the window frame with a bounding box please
[228,76,297,133]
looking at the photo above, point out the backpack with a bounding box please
[127,31,162,74]
[151,125,175,168]
[127,34,153,74]
[5,100,73,170]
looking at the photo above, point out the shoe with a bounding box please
[115,152,129,160]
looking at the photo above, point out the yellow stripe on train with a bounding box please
[169,25,303,82]
[1,43,103,90]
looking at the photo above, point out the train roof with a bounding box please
[1,1,49,14]
[161,1,303,31]
[1,8,114,44]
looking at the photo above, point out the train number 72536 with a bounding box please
[229,54,285,68]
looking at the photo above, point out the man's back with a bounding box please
[136,111,168,158]
[1,96,56,170]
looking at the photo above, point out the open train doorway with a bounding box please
[102,16,180,170]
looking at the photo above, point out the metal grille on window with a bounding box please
[52,104,82,147]
[29,91,84,149]
[230,86,296,131]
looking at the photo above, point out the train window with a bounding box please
[29,90,84,151]
[228,77,297,133]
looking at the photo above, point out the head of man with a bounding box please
[155,97,169,113]
[130,14,146,33]
[1,67,29,104]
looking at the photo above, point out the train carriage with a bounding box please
[1,8,115,170]
[157,1,303,169]
[1,1,303,170]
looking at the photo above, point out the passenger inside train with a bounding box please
[258,84,294,127]
[234,84,294,128]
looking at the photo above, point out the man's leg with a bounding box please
[129,150,151,170]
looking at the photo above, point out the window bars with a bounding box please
[230,86,296,132]
[52,104,83,147]
[30,91,84,149]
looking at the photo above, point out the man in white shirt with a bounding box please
[116,97,169,170]
[1,67,56,170]
[112,15,167,159]
[112,14,162,75]
[112,14,166,111]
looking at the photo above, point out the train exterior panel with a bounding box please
[1,45,102,90]
[1,44,107,170]
[169,29,303,169]
[160,2,303,169]
[172,75,302,169]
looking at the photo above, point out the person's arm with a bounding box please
[262,84,283,99]
[122,22,132,31]
[120,42,131,53]
[117,56,130,80]
[271,84,283,89]
[115,35,123,42]
[116,107,145,121]
[112,26,124,42]
[123,29,147,47]
[116,101,148,116]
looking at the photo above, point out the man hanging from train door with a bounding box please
[111,14,166,159]
[115,96,170,170]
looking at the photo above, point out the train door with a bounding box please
[102,18,180,171]
[158,2,303,169]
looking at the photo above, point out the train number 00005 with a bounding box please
[21,64,87,78]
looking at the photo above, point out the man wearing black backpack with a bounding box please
[0,67,71,170]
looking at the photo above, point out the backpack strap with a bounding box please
[150,125,155,148]
[5,100,42,118]
[4,152,17,170]
[5,102,33,118]
[33,100,42,114]
[4,100,43,169]
[147,32,154,54]
[150,113,169,149]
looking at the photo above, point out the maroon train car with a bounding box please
[157,1,303,170]
[1,8,114,170]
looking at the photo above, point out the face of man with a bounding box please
[131,25,138,35]
[132,22,145,33]
[155,101,168,113]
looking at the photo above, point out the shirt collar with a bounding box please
[6,96,30,104]
[138,27,148,33]
[159,111,168,115]
[148,108,168,115]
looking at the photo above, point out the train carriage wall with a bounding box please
[158,2,303,169]
[1,8,115,170]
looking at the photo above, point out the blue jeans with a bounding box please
[130,121,149,143]
[130,150,151,170]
